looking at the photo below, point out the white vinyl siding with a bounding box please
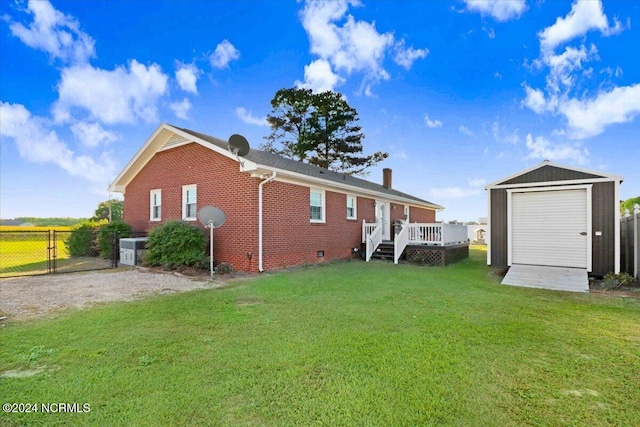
[511,189,588,268]
[182,185,197,221]
[346,195,357,219]
[150,189,161,221]
[310,189,325,223]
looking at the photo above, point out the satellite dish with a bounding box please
[197,206,227,228]
[228,134,250,157]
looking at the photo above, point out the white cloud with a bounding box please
[430,186,482,199]
[559,84,640,139]
[70,121,118,147]
[394,150,408,160]
[459,125,474,136]
[468,177,487,187]
[522,0,636,139]
[492,121,519,144]
[0,102,114,183]
[8,0,95,64]
[522,85,549,114]
[235,107,268,127]
[463,0,528,22]
[525,133,588,164]
[424,114,443,128]
[539,0,623,54]
[295,59,344,92]
[299,0,426,95]
[210,39,240,69]
[170,98,192,120]
[545,44,598,92]
[393,40,428,69]
[175,63,200,94]
[53,60,169,124]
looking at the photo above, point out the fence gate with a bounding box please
[0,230,119,278]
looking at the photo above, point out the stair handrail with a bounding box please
[365,222,382,262]
[394,221,409,264]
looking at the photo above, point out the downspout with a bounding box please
[258,172,277,272]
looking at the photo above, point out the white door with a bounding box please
[376,201,391,241]
[511,189,588,269]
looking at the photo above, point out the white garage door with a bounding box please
[511,189,588,268]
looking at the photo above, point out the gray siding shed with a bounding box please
[486,161,623,277]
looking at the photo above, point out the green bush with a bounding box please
[145,221,206,270]
[66,220,106,257]
[603,272,636,289]
[98,221,133,259]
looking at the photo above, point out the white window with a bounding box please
[150,189,161,221]
[346,195,357,219]
[182,185,197,220]
[310,189,325,223]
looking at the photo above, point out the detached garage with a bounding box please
[486,161,623,289]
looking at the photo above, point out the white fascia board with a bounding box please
[485,160,623,189]
[164,124,238,161]
[246,164,443,211]
[109,123,170,192]
[109,123,242,193]
[489,177,620,189]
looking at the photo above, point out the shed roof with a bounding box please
[485,160,623,189]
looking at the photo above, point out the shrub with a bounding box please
[98,221,133,259]
[603,272,635,289]
[215,262,234,275]
[145,221,206,270]
[66,220,106,257]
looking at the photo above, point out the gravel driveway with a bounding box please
[0,268,233,322]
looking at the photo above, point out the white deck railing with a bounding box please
[406,223,469,246]
[394,222,409,264]
[363,221,382,262]
[362,221,468,263]
[362,221,378,243]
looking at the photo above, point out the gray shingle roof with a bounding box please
[174,125,442,209]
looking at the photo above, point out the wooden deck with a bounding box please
[502,264,589,293]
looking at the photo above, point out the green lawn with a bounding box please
[1,248,639,426]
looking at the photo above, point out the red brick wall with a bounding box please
[124,143,259,272]
[123,142,436,272]
[261,182,376,270]
[409,206,436,223]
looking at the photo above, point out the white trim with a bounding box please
[487,188,491,266]
[507,184,592,270]
[150,189,161,221]
[614,180,621,274]
[182,184,197,221]
[310,188,326,223]
[488,177,618,189]
[485,160,623,189]
[249,167,444,211]
[346,194,357,220]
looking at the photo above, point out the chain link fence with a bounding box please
[0,229,123,278]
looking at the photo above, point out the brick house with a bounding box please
[109,123,446,273]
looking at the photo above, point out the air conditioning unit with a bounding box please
[119,238,148,266]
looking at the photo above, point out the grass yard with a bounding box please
[1,248,639,426]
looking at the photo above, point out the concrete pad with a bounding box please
[502,264,589,293]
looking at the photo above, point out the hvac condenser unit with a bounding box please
[119,238,148,266]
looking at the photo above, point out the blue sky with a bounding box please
[1,0,638,222]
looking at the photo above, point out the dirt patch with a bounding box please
[0,267,256,322]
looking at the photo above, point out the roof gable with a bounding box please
[485,161,623,188]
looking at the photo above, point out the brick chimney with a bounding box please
[382,168,392,189]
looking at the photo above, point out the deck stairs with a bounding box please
[370,241,396,261]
